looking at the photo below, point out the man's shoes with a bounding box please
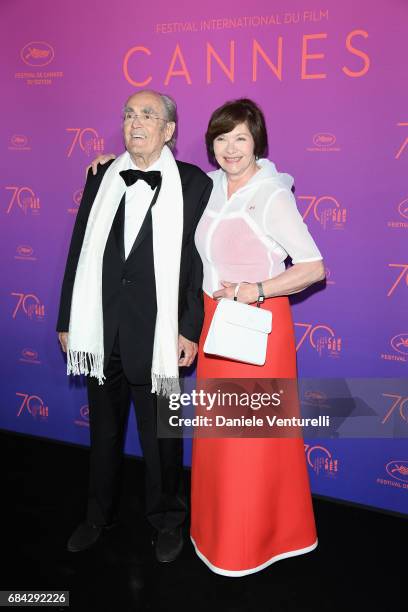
[154,526,184,563]
[67,521,117,553]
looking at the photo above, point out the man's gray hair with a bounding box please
[158,92,177,150]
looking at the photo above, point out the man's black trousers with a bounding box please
[85,333,186,531]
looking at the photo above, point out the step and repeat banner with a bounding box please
[1,0,407,514]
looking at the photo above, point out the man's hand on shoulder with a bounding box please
[86,154,116,178]
[178,334,197,367]
[58,332,68,353]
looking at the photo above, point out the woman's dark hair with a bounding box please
[205,98,268,161]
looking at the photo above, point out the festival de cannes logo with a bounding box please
[302,390,331,409]
[313,133,336,147]
[304,443,339,477]
[16,392,48,419]
[381,333,408,363]
[11,135,28,147]
[307,132,340,152]
[20,42,55,67]
[16,42,63,86]
[398,198,408,220]
[295,323,342,358]
[9,134,31,151]
[298,195,347,230]
[305,390,327,402]
[73,189,83,205]
[74,404,90,428]
[386,460,408,483]
[19,348,41,365]
[387,197,408,229]
[391,334,408,355]
[15,245,36,261]
[68,189,83,214]
[5,186,40,215]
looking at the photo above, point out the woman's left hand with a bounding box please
[213,281,258,304]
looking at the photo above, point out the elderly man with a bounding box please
[57,90,212,561]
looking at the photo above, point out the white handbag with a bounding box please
[203,284,272,366]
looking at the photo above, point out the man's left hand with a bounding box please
[178,334,197,367]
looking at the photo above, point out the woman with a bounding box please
[191,98,324,576]
[89,97,325,576]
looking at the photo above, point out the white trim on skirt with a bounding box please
[190,536,318,577]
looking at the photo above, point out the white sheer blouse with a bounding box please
[195,159,323,297]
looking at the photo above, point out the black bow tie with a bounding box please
[119,169,161,190]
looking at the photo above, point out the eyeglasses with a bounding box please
[123,111,167,124]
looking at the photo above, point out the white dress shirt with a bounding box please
[123,154,162,259]
[195,158,323,296]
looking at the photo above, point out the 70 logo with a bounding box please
[298,195,347,228]
[295,323,342,357]
[5,186,40,214]
[11,293,45,319]
[303,444,338,475]
[16,393,48,418]
[295,323,334,350]
[387,264,408,297]
[66,128,104,157]
[381,394,408,424]
[395,122,408,159]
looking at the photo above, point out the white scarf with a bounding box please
[67,146,183,396]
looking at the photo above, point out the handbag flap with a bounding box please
[216,298,272,333]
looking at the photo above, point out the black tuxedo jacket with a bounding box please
[57,158,212,383]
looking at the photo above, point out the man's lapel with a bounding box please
[112,193,126,262]
[176,162,195,243]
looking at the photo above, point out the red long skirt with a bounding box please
[190,293,317,576]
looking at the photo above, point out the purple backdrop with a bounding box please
[1,0,407,514]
